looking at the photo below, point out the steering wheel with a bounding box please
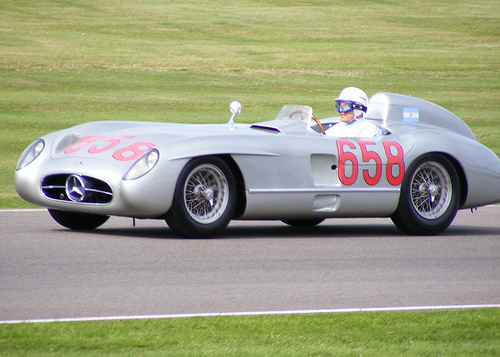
[311,115,325,135]
[289,110,326,135]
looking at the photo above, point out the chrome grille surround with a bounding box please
[41,174,113,204]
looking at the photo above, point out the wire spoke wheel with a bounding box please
[165,157,236,238]
[410,161,452,219]
[391,154,460,235]
[184,164,230,224]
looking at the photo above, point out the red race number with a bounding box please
[358,140,383,186]
[112,142,156,161]
[337,140,358,185]
[64,136,102,154]
[337,140,404,186]
[383,141,405,186]
[64,135,155,161]
[88,135,133,154]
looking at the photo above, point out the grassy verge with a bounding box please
[1,1,499,353]
[1,309,499,356]
[1,0,499,207]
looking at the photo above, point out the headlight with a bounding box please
[123,149,159,180]
[16,139,45,170]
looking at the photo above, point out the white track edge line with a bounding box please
[1,304,499,324]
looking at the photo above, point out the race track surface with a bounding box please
[1,207,499,321]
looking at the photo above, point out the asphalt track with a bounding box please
[1,206,499,323]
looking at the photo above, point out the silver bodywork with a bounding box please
[15,93,500,231]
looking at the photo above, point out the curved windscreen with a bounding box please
[275,105,313,122]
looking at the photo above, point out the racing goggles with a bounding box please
[335,100,367,113]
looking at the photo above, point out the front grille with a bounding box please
[41,174,113,204]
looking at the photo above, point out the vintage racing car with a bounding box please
[15,92,500,237]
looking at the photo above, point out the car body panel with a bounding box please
[15,93,500,230]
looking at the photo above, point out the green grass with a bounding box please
[1,309,499,356]
[1,1,499,352]
[1,0,499,206]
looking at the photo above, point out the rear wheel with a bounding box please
[165,157,236,238]
[391,154,460,235]
[48,209,109,230]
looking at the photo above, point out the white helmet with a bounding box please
[335,87,368,118]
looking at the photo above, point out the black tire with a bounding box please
[390,154,460,235]
[281,218,325,227]
[165,157,237,238]
[48,209,109,230]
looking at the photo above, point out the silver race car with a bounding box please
[15,92,500,237]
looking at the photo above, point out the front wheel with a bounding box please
[165,157,237,238]
[390,154,460,235]
[48,209,109,230]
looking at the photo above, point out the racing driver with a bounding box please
[325,87,382,137]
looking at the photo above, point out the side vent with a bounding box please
[250,125,283,134]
